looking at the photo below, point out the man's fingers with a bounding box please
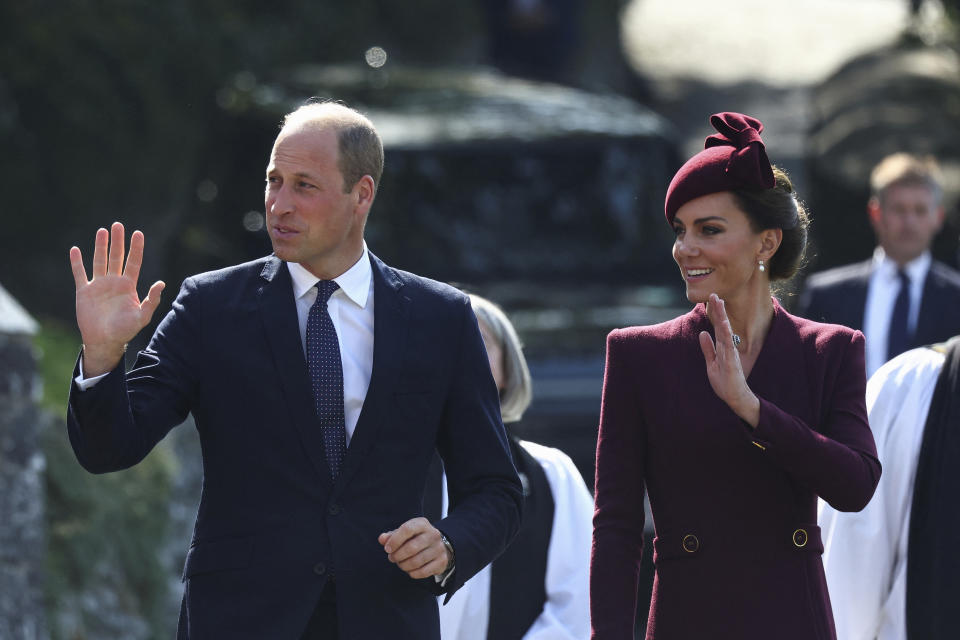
[69,246,88,290]
[140,281,166,321]
[92,227,109,277]
[401,553,447,580]
[108,222,125,276]
[124,230,145,283]
[381,517,429,554]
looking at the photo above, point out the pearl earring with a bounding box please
[758,259,766,273]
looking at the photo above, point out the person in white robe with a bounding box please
[819,344,946,640]
[437,294,593,640]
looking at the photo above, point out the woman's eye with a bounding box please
[672,226,684,237]
[702,226,722,235]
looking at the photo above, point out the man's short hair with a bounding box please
[468,294,532,424]
[870,153,943,204]
[282,101,384,193]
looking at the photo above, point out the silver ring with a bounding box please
[732,333,742,347]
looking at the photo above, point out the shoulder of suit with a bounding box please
[928,260,960,288]
[608,307,698,347]
[802,260,872,290]
[780,305,863,352]
[183,256,275,290]
[371,255,469,306]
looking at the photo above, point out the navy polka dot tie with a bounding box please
[306,281,347,477]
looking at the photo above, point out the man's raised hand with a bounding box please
[70,222,165,377]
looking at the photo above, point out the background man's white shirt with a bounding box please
[863,248,930,377]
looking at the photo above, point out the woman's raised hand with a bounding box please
[69,222,165,377]
[699,293,760,428]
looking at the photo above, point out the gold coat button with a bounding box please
[682,534,699,553]
[793,528,808,548]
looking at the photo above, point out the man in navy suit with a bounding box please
[796,153,960,376]
[66,102,522,639]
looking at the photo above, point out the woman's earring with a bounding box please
[758,259,766,273]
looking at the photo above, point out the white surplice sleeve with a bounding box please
[819,347,944,640]
[518,441,593,640]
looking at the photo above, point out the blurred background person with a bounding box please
[591,112,881,639]
[428,293,593,640]
[796,153,960,377]
[820,335,960,640]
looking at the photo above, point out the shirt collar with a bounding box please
[286,243,372,309]
[872,246,931,284]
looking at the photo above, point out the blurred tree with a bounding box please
[0,3,484,637]
[0,0,484,324]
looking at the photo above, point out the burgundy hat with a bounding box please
[664,112,775,224]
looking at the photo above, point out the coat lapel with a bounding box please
[257,257,335,486]
[335,252,410,490]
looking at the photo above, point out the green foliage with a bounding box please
[33,318,81,413]
[35,319,178,638]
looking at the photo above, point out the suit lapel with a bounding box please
[257,257,335,486]
[849,261,872,331]
[335,253,410,490]
[914,267,942,347]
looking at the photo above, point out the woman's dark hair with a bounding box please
[732,166,809,281]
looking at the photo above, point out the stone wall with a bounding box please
[0,283,48,640]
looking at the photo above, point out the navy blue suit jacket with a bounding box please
[795,258,960,353]
[67,252,523,639]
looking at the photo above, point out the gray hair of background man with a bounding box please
[469,294,533,424]
[282,101,384,193]
[870,153,944,205]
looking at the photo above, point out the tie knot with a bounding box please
[315,280,339,303]
[897,269,911,287]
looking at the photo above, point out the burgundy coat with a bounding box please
[590,300,881,640]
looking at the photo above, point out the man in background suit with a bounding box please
[796,153,960,376]
[66,102,522,639]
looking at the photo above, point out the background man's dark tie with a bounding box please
[887,269,912,361]
[306,280,347,477]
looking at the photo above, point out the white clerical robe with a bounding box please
[819,346,945,640]
[438,440,593,640]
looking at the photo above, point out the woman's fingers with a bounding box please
[699,330,716,364]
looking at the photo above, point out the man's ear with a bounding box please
[354,175,376,214]
[867,196,883,231]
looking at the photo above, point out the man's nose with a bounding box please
[268,185,293,215]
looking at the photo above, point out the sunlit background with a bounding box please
[2,1,959,637]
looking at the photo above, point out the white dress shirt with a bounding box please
[863,248,930,377]
[77,246,375,446]
[438,440,593,640]
[819,346,944,640]
[286,247,374,444]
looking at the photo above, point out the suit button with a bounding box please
[313,562,326,576]
[793,528,808,548]
[328,503,341,516]
[682,534,699,553]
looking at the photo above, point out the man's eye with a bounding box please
[297,181,315,189]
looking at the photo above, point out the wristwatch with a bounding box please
[438,532,456,582]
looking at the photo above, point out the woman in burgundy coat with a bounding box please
[589,113,881,640]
